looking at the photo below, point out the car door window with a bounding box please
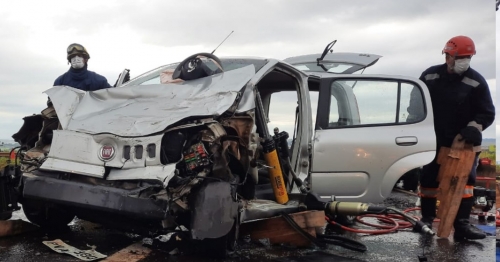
[326,80,425,128]
[268,91,318,135]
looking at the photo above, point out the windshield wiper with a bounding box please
[316,40,337,72]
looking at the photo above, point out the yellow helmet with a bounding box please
[67,43,90,61]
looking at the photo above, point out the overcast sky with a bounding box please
[0,0,497,142]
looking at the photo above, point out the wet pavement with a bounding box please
[0,190,496,262]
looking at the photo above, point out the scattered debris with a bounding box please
[0,219,38,237]
[257,238,271,247]
[101,242,151,262]
[240,210,325,248]
[43,239,107,261]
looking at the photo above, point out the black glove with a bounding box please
[459,126,482,146]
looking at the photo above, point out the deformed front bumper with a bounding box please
[22,173,168,220]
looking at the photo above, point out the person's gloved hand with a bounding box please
[459,126,482,146]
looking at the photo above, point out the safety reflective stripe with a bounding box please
[424,73,440,81]
[462,77,479,88]
[467,121,483,131]
[419,186,474,198]
[463,185,474,198]
[419,187,438,198]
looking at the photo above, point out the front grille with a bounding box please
[147,144,156,158]
[123,146,131,160]
[135,145,143,159]
[122,144,156,160]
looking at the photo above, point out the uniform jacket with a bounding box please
[54,65,111,91]
[415,63,495,148]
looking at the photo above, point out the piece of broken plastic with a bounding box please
[42,239,107,261]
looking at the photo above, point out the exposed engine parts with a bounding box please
[164,120,256,213]
[160,131,186,165]
[183,142,210,174]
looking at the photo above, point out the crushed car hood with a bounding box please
[45,65,255,137]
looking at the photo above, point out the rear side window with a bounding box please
[326,79,425,128]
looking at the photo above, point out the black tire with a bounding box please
[22,200,75,228]
[0,212,12,220]
[402,168,420,191]
[194,218,239,259]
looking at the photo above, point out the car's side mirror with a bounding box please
[114,69,131,87]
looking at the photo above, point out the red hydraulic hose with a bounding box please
[496,210,500,227]
[325,207,439,235]
[326,215,399,234]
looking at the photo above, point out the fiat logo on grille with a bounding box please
[99,145,115,161]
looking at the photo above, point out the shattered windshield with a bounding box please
[124,58,268,86]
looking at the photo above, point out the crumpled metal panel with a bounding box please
[239,199,301,223]
[45,65,256,137]
[106,165,176,184]
[40,130,170,177]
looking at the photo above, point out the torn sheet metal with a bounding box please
[43,239,107,261]
[240,199,301,223]
[45,65,255,137]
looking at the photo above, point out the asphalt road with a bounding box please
[0,190,496,262]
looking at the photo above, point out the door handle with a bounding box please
[395,136,418,146]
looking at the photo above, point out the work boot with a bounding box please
[419,197,436,229]
[453,198,486,240]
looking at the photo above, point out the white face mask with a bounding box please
[453,58,471,75]
[70,56,85,69]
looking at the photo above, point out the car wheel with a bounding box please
[0,212,12,220]
[22,200,75,228]
[402,169,420,191]
[195,218,239,259]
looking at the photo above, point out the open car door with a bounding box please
[310,74,436,203]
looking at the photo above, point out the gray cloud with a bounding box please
[0,0,496,139]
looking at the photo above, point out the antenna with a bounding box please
[211,30,234,54]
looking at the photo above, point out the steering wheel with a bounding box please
[172,52,224,80]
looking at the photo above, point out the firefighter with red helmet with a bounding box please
[414,36,495,240]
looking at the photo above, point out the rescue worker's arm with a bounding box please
[470,76,495,131]
[459,75,495,147]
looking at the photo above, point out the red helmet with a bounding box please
[442,36,476,57]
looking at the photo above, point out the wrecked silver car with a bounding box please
[2,49,437,256]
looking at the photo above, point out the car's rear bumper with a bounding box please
[22,174,168,220]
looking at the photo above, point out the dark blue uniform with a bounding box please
[54,65,111,91]
[415,63,495,190]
